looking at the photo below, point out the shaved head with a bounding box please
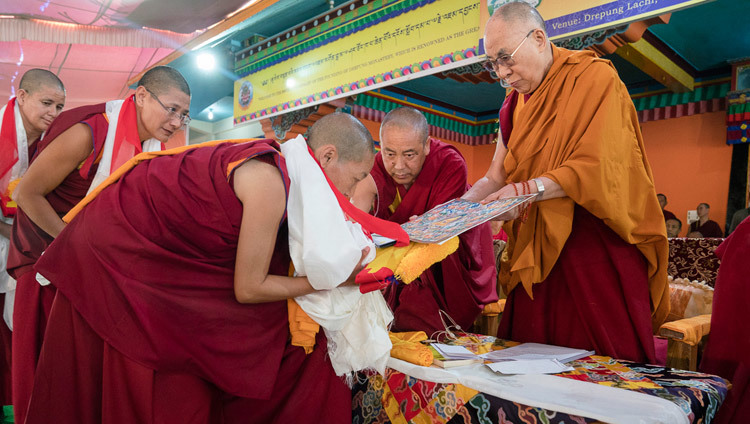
[134,66,191,143]
[307,113,375,198]
[378,107,431,189]
[137,66,190,97]
[380,107,428,145]
[19,69,65,94]
[484,1,551,94]
[490,1,546,33]
[308,112,375,163]
[16,69,66,141]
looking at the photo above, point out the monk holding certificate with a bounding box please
[463,2,669,363]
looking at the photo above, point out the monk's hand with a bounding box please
[480,183,523,221]
[479,183,517,204]
[493,205,521,222]
[341,246,372,286]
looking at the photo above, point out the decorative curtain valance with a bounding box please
[0,18,197,48]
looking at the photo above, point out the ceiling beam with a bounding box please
[126,0,280,87]
[615,37,695,92]
[585,15,670,57]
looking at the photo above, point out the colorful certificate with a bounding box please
[401,194,536,244]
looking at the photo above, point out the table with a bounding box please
[352,338,727,424]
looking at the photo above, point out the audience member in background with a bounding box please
[657,193,676,221]
[687,203,723,238]
[686,231,703,238]
[665,218,682,238]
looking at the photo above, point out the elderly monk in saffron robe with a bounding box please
[9,66,190,424]
[462,2,669,363]
[699,216,750,423]
[353,107,497,335]
[25,113,374,424]
[0,68,65,405]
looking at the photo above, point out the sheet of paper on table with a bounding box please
[481,342,594,364]
[432,343,478,360]
[486,359,574,375]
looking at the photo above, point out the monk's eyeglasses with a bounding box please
[483,29,535,87]
[145,88,192,127]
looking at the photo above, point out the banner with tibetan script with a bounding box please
[234,0,482,124]
[487,0,712,40]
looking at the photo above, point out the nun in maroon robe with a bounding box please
[26,140,350,424]
[699,216,750,423]
[371,137,498,334]
[7,103,108,422]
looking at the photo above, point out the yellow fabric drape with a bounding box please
[287,299,319,354]
[512,90,527,123]
[502,45,670,330]
[363,237,460,284]
[389,331,433,366]
[387,188,402,214]
[287,261,320,354]
[659,314,711,346]
[3,178,20,209]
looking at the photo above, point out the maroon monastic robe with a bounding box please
[0,98,43,406]
[699,216,750,423]
[372,138,497,334]
[688,219,724,238]
[7,103,108,279]
[7,103,108,423]
[498,205,656,363]
[27,140,350,423]
[0,294,10,405]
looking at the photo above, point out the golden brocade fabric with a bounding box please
[389,331,434,366]
[363,237,460,284]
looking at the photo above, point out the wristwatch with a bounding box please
[532,178,545,198]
